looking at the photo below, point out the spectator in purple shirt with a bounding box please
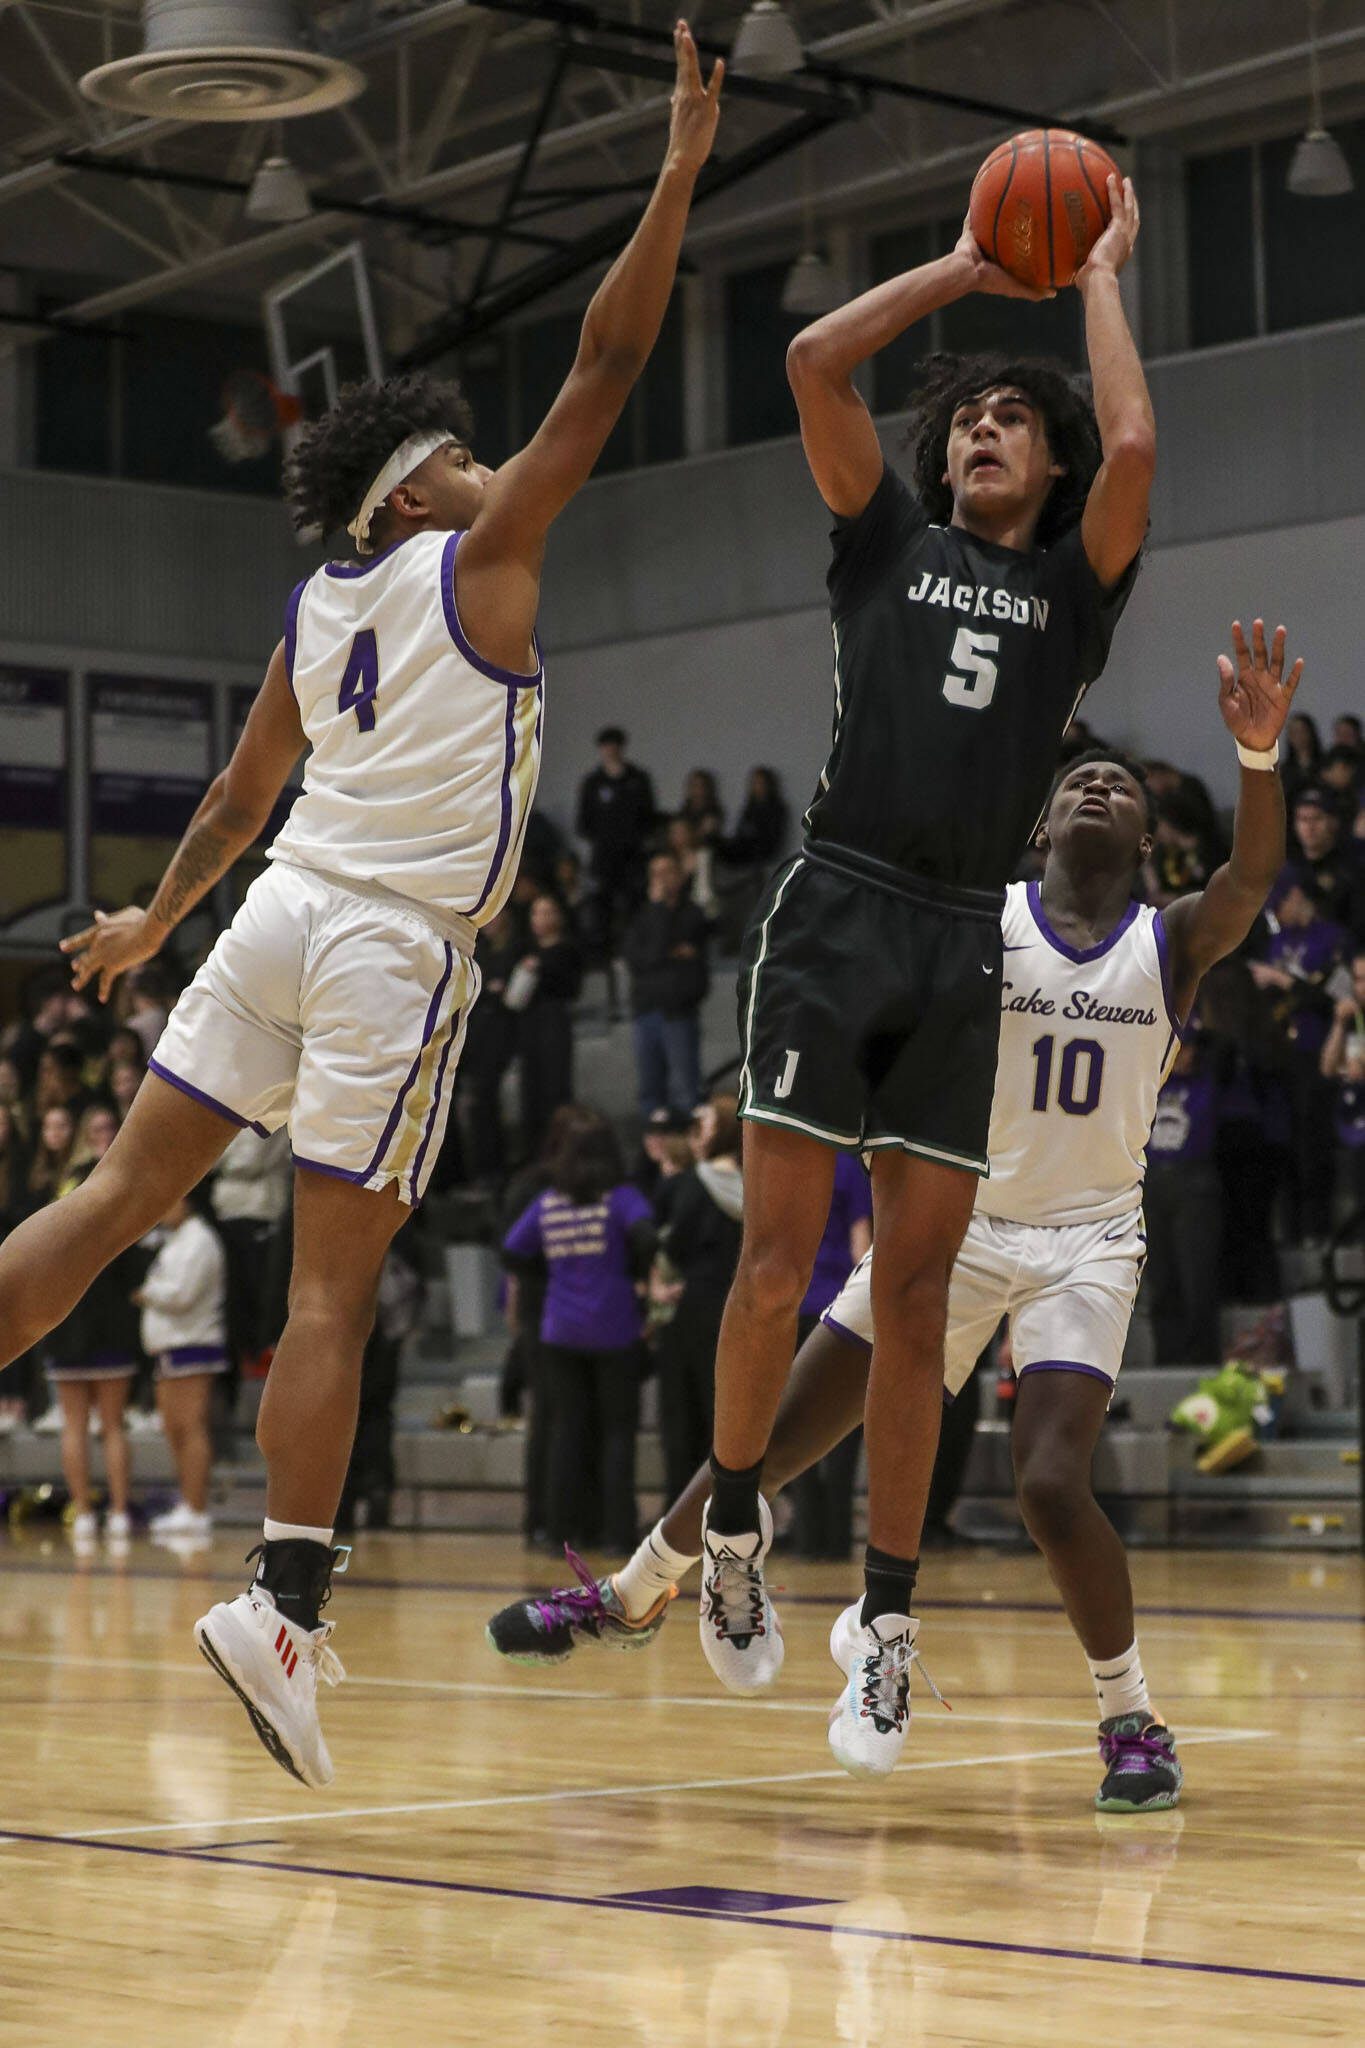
[503,1108,656,1552]
[787,1152,873,1560]
[1143,1036,1222,1365]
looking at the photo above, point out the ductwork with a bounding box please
[80,0,365,121]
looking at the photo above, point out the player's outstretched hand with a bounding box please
[61,906,166,1005]
[667,21,723,176]
[952,216,1054,302]
[1217,619,1304,755]
[1076,175,1140,285]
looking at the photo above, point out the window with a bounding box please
[1185,118,1365,347]
[724,261,805,447]
[513,291,684,473]
[870,219,1084,417]
[1185,147,1256,348]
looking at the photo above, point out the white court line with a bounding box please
[0,1649,1268,1739]
[40,1728,1265,1844]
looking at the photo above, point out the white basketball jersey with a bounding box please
[977,880,1182,1228]
[268,529,543,929]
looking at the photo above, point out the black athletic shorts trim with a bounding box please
[737,848,1003,1173]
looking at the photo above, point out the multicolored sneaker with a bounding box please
[1095,1715,1183,1811]
[484,1547,676,1665]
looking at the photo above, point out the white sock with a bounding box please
[1088,1641,1152,1723]
[262,1518,334,1547]
[614,1520,700,1620]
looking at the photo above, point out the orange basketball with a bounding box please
[968,129,1120,291]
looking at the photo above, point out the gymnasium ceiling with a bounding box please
[1,0,1365,361]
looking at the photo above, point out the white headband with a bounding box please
[347,430,456,554]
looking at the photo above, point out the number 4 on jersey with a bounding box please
[941,625,999,710]
[338,630,380,733]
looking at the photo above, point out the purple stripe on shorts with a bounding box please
[363,942,455,1178]
[1017,1358,1116,1387]
[820,1312,872,1354]
[148,1058,268,1138]
[293,1155,370,1186]
[440,532,543,688]
[283,578,306,699]
[164,1346,226,1367]
[407,996,466,1201]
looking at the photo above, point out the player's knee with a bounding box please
[868,1263,949,1351]
[734,1242,810,1321]
[1015,1455,1088,1548]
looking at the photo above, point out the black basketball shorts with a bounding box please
[736,846,1004,1174]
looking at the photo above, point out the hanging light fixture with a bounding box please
[730,1,803,79]
[781,250,841,315]
[1287,0,1354,197]
[247,152,311,221]
[781,146,843,317]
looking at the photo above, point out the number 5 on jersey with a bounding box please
[941,626,999,710]
[339,630,380,733]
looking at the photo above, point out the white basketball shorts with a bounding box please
[150,862,478,1206]
[820,1207,1146,1397]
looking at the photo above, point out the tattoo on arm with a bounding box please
[148,819,237,929]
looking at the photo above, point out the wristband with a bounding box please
[1236,739,1280,770]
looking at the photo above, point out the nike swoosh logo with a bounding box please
[982,962,994,974]
[1002,944,1032,952]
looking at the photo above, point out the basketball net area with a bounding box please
[210,242,385,540]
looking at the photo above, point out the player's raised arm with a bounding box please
[62,641,305,1003]
[467,22,721,566]
[1075,177,1155,590]
[785,220,1048,519]
[1161,619,1303,1020]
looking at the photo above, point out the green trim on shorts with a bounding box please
[738,1102,862,1149]
[861,1132,989,1176]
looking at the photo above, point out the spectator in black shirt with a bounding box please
[514,893,583,1157]
[652,1093,743,1506]
[623,850,710,1117]
[456,906,523,1184]
[1291,789,1365,938]
[1283,712,1323,811]
[576,726,656,954]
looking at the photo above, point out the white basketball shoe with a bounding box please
[827,1602,940,1780]
[195,1584,344,1788]
[698,1494,784,1694]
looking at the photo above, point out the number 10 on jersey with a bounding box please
[1031,1033,1104,1116]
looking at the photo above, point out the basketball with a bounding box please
[969,128,1120,290]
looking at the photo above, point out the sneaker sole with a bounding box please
[1095,1787,1181,1812]
[195,1621,326,1789]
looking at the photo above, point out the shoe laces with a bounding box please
[529,1546,609,1634]
[705,1548,766,1642]
[857,1634,948,1729]
[304,1622,345,1690]
[1099,1719,1170,1772]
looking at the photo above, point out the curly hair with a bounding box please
[1047,745,1156,832]
[903,352,1102,547]
[282,372,474,544]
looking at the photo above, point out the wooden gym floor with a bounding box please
[1,1532,1363,2046]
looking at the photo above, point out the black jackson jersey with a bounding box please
[804,464,1137,892]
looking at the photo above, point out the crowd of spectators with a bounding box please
[5,706,1365,1553]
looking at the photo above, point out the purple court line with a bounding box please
[2,1827,1362,1994]
[2,1553,1362,1630]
